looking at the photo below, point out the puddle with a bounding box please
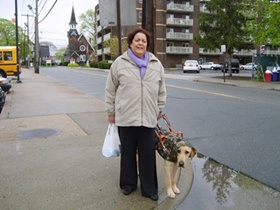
[17,128,60,139]
[177,153,280,210]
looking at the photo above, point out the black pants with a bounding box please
[118,126,158,196]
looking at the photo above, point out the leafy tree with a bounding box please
[0,18,31,59]
[245,0,280,46]
[103,36,128,60]
[78,9,96,46]
[55,47,67,63]
[0,18,16,46]
[195,0,251,76]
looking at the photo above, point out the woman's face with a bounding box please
[130,32,147,58]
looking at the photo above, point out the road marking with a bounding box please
[166,84,246,100]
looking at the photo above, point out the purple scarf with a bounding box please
[127,49,149,79]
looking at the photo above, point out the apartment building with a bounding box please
[94,0,266,69]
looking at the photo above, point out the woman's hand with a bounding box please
[108,115,115,124]
[157,112,163,120]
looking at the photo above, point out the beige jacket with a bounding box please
[105,51,166,128]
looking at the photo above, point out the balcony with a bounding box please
[96,14,100,21]
[166,18,193,27]
[260,50,280,55]
[233,49,257,56]
[97,32,111,44]
[166,46,193,54]
[96,25,110,33]
[96,25,102,33]
[166,32,193,40]
[199,48,222,55]
[167,3,194,13]
[97,47,110,56]
[200,6,210,13]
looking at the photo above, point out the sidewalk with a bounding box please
[1,68,280,210]
[0,69,193,210]
[165,70,280,91]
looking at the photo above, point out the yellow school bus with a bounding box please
[0,46,21,77]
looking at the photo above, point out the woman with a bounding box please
[105,28,166,201]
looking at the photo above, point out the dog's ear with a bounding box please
[190,147,197,160]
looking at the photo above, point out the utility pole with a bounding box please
[14,0,21,83]
[142,0,156,54]
[34,0,39,74]
[22,14,33,69]
[116,0,122,56]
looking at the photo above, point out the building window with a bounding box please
[166,28,174,33]
[167,42,174,47]
[139,11,142,18]
[138,0,143,4]
[167,14,174,19]
[182,43,189,47]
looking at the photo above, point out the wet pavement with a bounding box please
[177,154,280,210]
[0,68,280,210]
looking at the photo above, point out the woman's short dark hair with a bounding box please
[127,28,152,49]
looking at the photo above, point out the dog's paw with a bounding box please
[167,188,176,198]
[173,186,181,194]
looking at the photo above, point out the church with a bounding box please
[64,6,94,64]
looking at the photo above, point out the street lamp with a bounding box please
[27,4,32,11]
[28,1,39,74]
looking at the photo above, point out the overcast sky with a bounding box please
[1,0,99,48]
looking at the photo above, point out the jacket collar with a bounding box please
[121,50,158,63]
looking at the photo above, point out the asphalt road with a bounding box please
[41,67,280,193]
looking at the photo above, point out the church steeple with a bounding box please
[68,5,79,38]
[69,5,77,27]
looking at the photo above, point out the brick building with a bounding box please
[94,0,276,69]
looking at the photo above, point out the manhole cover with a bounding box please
[17,129,60,139]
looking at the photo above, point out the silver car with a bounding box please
[240,63,258,70]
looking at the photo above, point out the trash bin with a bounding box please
[271,68,279,82]
[264,70,272,82]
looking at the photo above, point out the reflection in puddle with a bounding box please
[177,153,280,210]
[200,153,236,204]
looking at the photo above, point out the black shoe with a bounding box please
[122,187,135,195]
[143,194,158,201]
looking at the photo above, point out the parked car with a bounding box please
[200,62,216,70]
[183,60,200,73]
[0,77,12,92]
[0,87,6,114]
[200,62,222,70]
[222,58,240,73]
[214,63,223,70]
[266,62,280,72]
[240,63,258,70]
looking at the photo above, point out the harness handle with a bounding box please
[155,114,183,156]
[157,114,183,137]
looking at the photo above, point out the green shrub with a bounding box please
[103,63,112,69]
[98,60,112,69]
[62,61,69,66]
[67,63,79,67]
[90,61,98,68]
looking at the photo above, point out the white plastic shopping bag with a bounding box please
[102,123,121,157]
